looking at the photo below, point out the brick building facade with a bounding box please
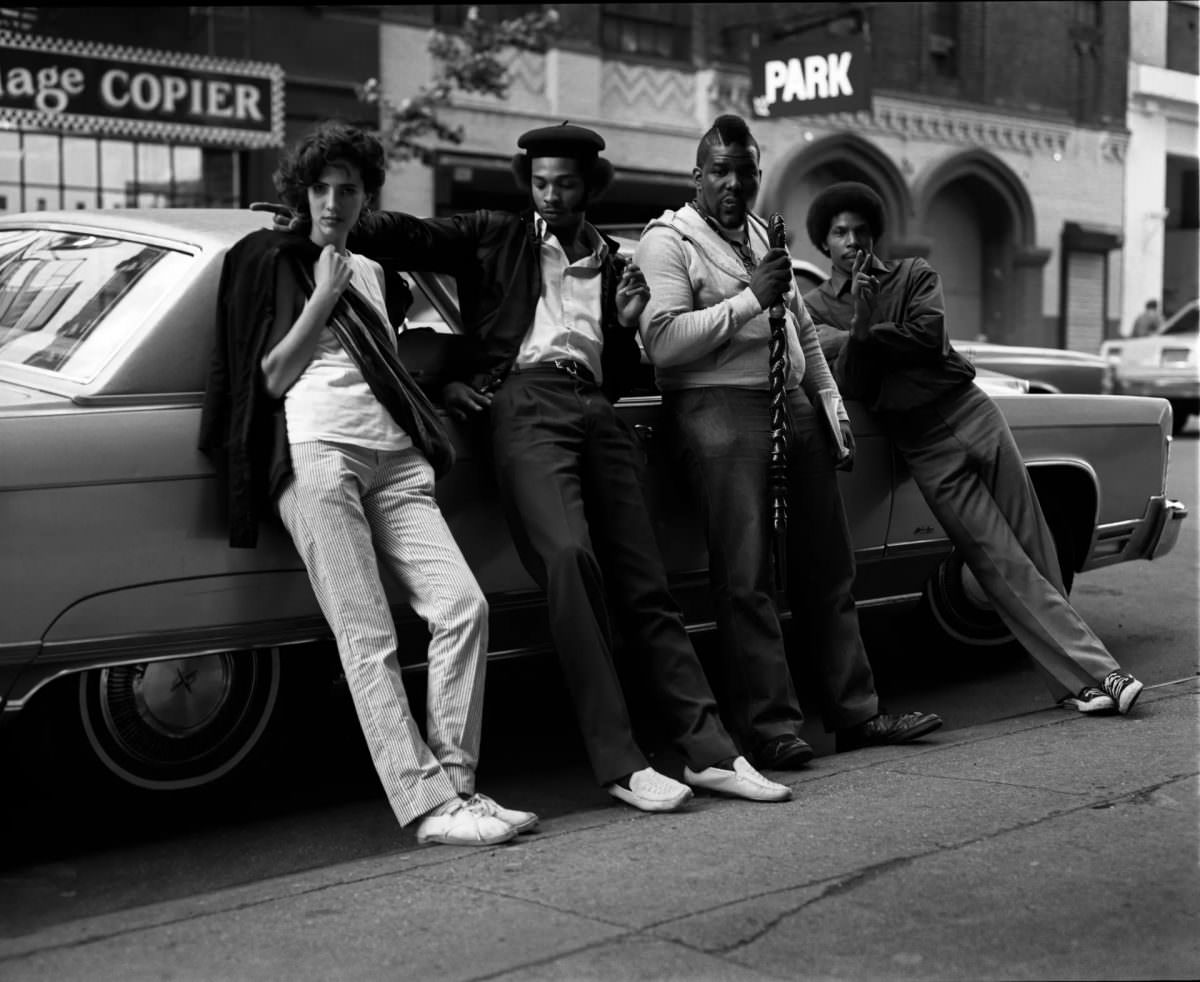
[379,2,1134,349]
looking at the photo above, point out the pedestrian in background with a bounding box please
[803,180,1145,717]
[1131,299,1163,337]
[201,120,537,846]
[343,122,792,812]
[635,115,943,766]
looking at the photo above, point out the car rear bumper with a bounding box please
[1116,376,1200,401]
[1152,494,1190,554]
[1087,494,1188,568]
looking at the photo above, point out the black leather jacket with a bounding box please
[350,209,641,401]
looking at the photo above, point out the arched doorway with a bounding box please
[914,150,1048,346]
[924,177,1012,341]
[759,133,912,276]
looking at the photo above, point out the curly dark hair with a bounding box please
[272,120,388,223]
[805,181,886,253]
[509,153,615,201]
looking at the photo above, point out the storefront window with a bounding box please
[0,132,240,212]
[101,140,136,207]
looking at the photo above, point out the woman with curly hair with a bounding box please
[202,120,536,845]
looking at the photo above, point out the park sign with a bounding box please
[0,32,284,148]
[750,33,872,118]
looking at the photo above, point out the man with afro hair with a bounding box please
[803,181,1145,717]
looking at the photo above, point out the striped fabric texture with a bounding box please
[278,440,489,826]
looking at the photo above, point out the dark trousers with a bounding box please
[886,384,1120,700]
[489,369,735,785]
[663,386,880,749]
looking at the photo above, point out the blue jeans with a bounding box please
[663,386,879,748]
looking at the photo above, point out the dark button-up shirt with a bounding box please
[803,255,975,413]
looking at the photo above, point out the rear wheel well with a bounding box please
[1027,463,1097,582]
[918,462,1096,648]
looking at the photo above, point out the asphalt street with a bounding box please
[0,428,1196,980]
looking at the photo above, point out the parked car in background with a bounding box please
[1101,298,1199,435]
[954,341,1115,395]
[0,209,1187,798]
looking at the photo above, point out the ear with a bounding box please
[691,166,702,189]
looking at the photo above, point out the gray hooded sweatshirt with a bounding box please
[635,203,845,425]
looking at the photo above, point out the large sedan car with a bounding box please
[0,209,1187,796]
[1101,299,1199,434]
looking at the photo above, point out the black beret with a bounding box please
[517,122,605,159]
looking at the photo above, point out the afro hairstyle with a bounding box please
[805,181,886,253]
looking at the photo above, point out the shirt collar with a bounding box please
[534,213,608,260]
[829,252,889,298]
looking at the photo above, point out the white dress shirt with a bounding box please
[515,214,606,383]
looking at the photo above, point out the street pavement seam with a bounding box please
[0,680,1195,969]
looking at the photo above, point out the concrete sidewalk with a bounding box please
[1,679,1197,982]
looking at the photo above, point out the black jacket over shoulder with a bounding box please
[198,229,298,548]
[349,208,641,401]
[198,228,451,548]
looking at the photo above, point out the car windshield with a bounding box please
[1162,304,1198,336]
[0,228,184,382]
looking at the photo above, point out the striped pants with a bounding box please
[278,441,489,827]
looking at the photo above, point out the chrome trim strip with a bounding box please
[884,539,952,556]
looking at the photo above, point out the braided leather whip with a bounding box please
[767,213,789,594]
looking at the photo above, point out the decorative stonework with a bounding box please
[1099,130,1129,163]
[601,61,694,125]
[706,70,754,118]
[447,49,549,114]
[824,97,1075,157]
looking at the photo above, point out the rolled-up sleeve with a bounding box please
[636,227,761,368]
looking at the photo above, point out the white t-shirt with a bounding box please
[284,251,413,451]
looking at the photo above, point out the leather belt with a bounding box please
[512,359,597,386]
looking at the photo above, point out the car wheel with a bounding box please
[920,519,1077,649]
[78,648,281,792]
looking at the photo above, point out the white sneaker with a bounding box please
[415,800,517,846]
[684,756,793,802]
[607,767,693,812]
[466,792,539,833]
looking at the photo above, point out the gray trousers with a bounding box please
[278,441,489,826]
[886,384,1121,700]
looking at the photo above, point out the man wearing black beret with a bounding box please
[344,122,792,812]
[803,181,1145,718]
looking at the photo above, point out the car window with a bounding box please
[1162,304,1198,336]
[0,229,191,382]
[403,272,460,334]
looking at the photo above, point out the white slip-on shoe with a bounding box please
[683,756,793,802]
[415,800,517,846]
[466,792,539,833]
[606,767,693,812]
